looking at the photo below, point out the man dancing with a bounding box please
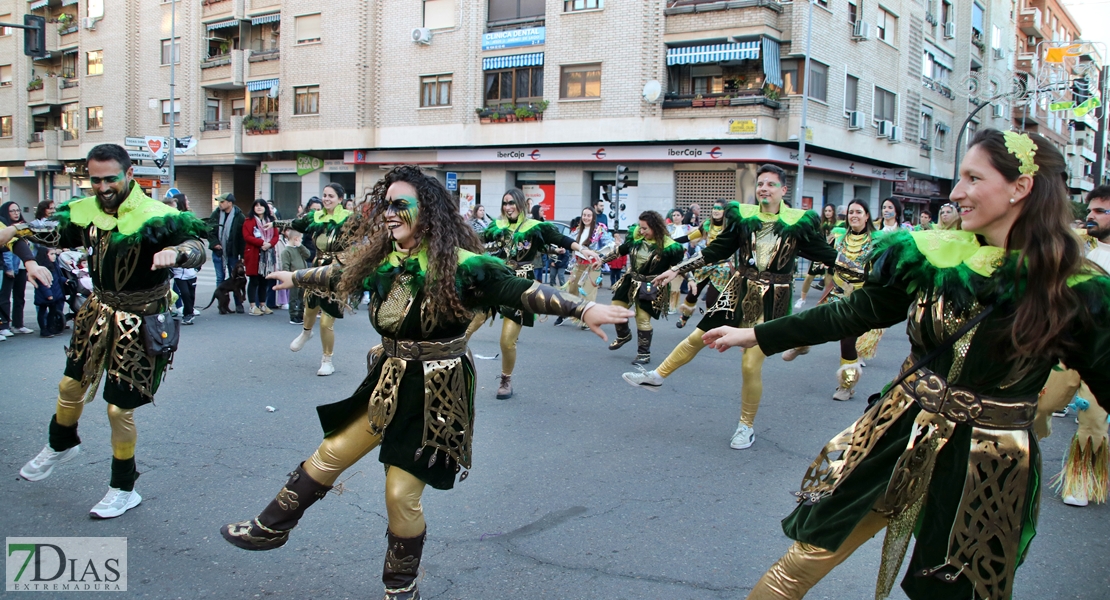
[18,144,207,518]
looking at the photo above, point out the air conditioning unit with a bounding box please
[411,27,433,45]
[83,16,100,30]
[877,120,894,138]
[888,125,902,143]
[852,20,871,40]
[944,22,956,39]
[992,103,1004,118]
[847,110,864,130]
[992,47,1005,60]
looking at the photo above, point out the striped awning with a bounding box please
[924,43,954,70]
[29,0,49,10]
[251,13,280,25]
[762,38,782,88]
[61,0,79,6]
[62,47,78,55]
[666,41,759,66]
[247,78,279,92]
[482,52,544,70]
[207,19,239,31]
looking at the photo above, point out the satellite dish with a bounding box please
[268,83,279,99]
[642,80,663,103]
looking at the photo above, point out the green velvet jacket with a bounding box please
[288,206,357,318]
[607,224,684,318]
[480,217,574,326]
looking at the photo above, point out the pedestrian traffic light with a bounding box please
[23,15,45,58]
[1072,76,1091,106]
[615,165,628,191]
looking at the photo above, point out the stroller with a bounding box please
[56,250,92,319]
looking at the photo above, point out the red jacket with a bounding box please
[242,216,279,276]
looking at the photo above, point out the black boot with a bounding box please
[609,321,632,351]
[48,415,80,452]
[221,464,331,551]
[383,528,426,599]
[632,329,652,365]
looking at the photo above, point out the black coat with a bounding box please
[207,206,245,258]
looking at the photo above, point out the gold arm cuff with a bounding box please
[292,265,337,292]
[674,253,707,276]
[518,281,590,319]
[171,239,207,269]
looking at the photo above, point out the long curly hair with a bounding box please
[638,210,669,244]
[337,165,483,323]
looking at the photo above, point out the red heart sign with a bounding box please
[147,139,162,154]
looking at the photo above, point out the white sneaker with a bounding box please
[317,355,334,376]
[0,328,13,337]
[623,369,664,388]
[20,444,81,481]
[794,297,806,310]
[89,487,142,519]
[15,326,33,334]
[1063,492,1089,507]
[290,328,313,352]
[730,423,754,449]
[0,333,6,341]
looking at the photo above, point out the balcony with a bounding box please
[1019,7,1044,39]
[1069,177,1095,192]
[247,50,280,77]
[664,0,782,15]
[60,78,78,101]
[202,0,245,20]
[243,115,279,135]
[1016,52,1038,76]
[1067,144,1097,162]
[27,78,62,106]
[922,76,954,100]
[201,49,246,89]
[663,90,781,111]
[197,116,243,156]
[27,130,60,161]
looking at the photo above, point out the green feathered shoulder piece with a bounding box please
[484,218,546,244]
[868,229,1005,306]
[299,207,352,236]
[55,189,207,246]
[456,250,514,288]
[735,203,816,236]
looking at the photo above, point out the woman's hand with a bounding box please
[580,248,601,264]
[702,326,758,352]
[653,269,678,287]
[262,242,272,251]
[267,270,295,290]
[581,304,636,342]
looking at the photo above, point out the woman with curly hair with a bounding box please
[703,129,1110,599]
[220,166,631,600]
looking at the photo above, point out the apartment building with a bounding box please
[0,0,1028,223]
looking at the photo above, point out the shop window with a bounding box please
[425,0,456,28]
[86,106,103,131]
[295,13,321,44]
[484,66,543,108]
[87,50,103,75]
[560,63,601,99]
[294,85,319,115]
[162,98,181,125]
[420,74,452,107]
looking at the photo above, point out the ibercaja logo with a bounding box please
[6,538,127,592]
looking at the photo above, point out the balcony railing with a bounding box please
[203,120,232,131]
[29,132,43,144]
[247,49,280,62]
[202,54,233,68]
[664,0,783,15]
[922,76,954,100]
[662,90,782,110]
[61,78,79,89]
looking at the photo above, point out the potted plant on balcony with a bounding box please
[261,118,277,134]
[691,94,705,107]
[490,111,501,123]
[515,105,536,121]
[717,95,731,107]
[27,77,43,91]
[532,100,548,121]
[242,116,259,134]
[476,108,492,124]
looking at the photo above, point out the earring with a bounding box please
[1009,198,1016,205]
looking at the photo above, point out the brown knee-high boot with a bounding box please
[221,464,332,551]
[632,329,653,365]
[384,528,426,599]
[609,321,632,350]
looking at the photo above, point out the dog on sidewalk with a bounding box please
[201,261,247,314]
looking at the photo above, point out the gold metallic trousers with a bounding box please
[654,328,765,426]
[565,262,600,305]
[55,375,136,460]
[611,300,652,331]
[302,304,336,356]
[747,509,888,599]
[303,405,427,538]
[499,318,523,376]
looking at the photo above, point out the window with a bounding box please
[0,15,11,36]
[565,0,602,11]
[251,91,278,116]
[808,62,828,102]
[816,0,828,7]
[919,108,932,141]
[294,13,321,44]
[991,24,1001,50]
[425,0,456,28]
[488,0,545,23]
[873,86,897,122]
[231,98,245,116]
[0,65,10,87]
[845,74,858,112]
[560,63,601,99]
[248,23,280,52]
[971,3,983,35]
[86,106,104,130]
[484,66,543,107]
[87,50,103,75]
[206,98,220,122]
[0,116,10,138]
[61,104,79,140]
[848,0,857,24]
[922,51,951,83]
[61,52,77,78]
[420,74,452,107]
[781,60,826,101]
[876,9,895,43]
[162,99,181,125]
[941,1,951,25]
[294,85,319,114]
[161,38,181,65]
[689,65,723,95]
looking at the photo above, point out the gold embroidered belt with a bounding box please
[380,335,468,361]
[742,268,792,285]
[507,261,534,278]
[95,282,172,316]
[900,360,1036,430]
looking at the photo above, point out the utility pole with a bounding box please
[1093,65,1109,186]
[795,0,814,208]
[167,0,176,191]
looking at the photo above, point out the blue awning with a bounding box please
[247,78,279,92]
[666,41,759,66]
[29,0,49,10]
[762,38,782,87]
[207,19,239,31]
[482,52,544,70]
[251,13,280,25]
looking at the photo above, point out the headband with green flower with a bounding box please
[1003,130,1039,177]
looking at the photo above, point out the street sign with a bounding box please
[131,165,169,177]
[445,172,458,191]
[124,137,145,147]
[128,149,157,161]
[145,136,168,158]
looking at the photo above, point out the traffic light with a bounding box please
[615,165,628,191]
[23,15,45,58]
[1072,76,1091,106]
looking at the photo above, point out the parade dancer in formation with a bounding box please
[780,199,885,401]
[286,183,355,376]
[877,197,912,232]
[18,144,208,518]
[220,166,631,600]
[555,206,612,329]
[625,165,837,450]
[470,188,599,399]
[793,203,837,311]
[703,130,1110,600]
[600,211,684,365]
[670,202,734,329]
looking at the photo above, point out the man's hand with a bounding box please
[213,244,222,251]
[580,248,601,264]
[152,249,178,269]
[581,304,636,342]
[23,260,52,288]
[653,268,678,288]
[702,326,759,352]
[267,270,294,290]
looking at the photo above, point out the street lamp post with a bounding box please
[794,0,815,208]
[167,0,176,190]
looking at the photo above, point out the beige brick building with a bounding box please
[0,0,1040,224]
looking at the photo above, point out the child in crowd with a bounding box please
[280,229,311,325]
[33,247,65,337]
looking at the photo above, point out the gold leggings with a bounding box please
[303,406,427,538]
[55,376,137,460]
[747,509,888,599]
[499,318,523,376]
[464,310,488,341]
[655,328,766,426]
[302,304,336,356]
[611,300,652,331]
[799,273,820,299]
[565,262,600,304]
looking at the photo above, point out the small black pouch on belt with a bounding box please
[142,312,182,357]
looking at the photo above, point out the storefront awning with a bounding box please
[206,19,240,31]
[247,78,279,91]
[251,13,280,25]
[482,52,544,70]
[666,41,759,66]
[29,0,49,10]
[761,38,782,88]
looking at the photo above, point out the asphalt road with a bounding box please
[2,273,1107,599]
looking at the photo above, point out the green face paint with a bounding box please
[384,194,419,228]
